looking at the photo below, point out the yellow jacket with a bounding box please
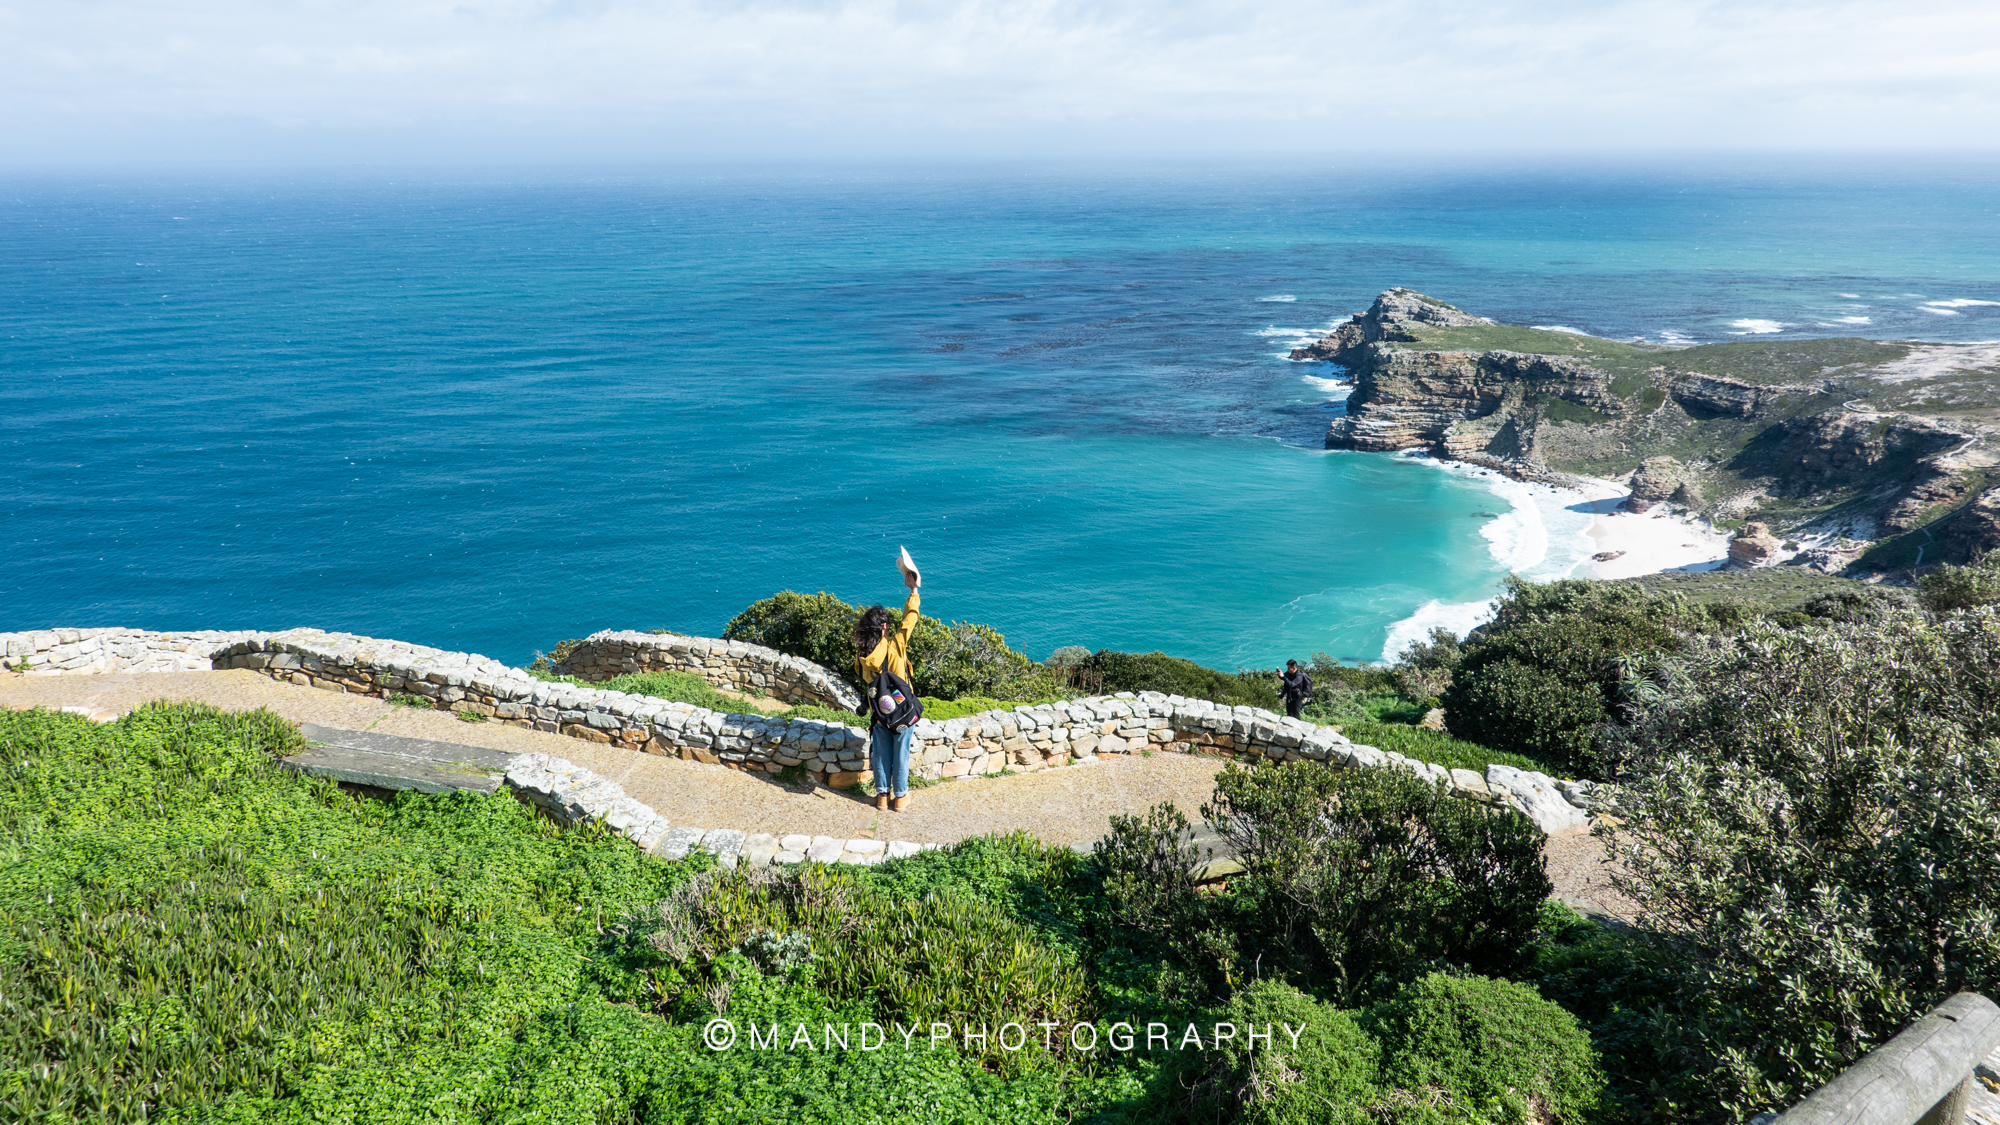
[857,589,921,686]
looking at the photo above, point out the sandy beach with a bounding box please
[1567,475,1733,580]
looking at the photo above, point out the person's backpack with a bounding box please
[862,668,924,732]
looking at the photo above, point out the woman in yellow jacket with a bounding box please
[853,557,921,812]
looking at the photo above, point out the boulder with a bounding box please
[1484,765,1590,836]
[1728,521,1785,567]
[1622,456,1697,512]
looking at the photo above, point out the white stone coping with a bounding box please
[503,752,938,866]
[553,629,863,712]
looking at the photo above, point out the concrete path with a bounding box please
[0,668,1639,918]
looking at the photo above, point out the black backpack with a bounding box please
[861,668,924,732]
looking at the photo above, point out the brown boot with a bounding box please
[891,796,909,813]
[875,793,890,811]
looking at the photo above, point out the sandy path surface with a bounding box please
[1,669,1636,917]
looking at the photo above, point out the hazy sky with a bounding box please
[5,0,1998,166]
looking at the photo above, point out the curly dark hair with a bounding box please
[852,605,890,656]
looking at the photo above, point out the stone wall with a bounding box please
[551,630,861,712]
[2,627,263,674]
[1,625,1596,833]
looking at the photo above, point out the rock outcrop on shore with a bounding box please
[1294,289,2000,573]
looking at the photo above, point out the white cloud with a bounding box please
[3,0,1998,164]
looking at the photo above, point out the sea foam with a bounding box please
[1531,325,1589,335]
[1727,318,1791,334]
[1382,599,1497,662]
[1258,295,1298,302]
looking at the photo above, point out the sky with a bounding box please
[4,0,1999,166]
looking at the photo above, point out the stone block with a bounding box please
[650,825,708,861]
[806,836,845,863]
[779,833,811,851]
[827,770,863,789]
[701,828,747,860]
[886,841,922,859]
[846,838,885,856]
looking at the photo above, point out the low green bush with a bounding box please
[1442,579,1687,776]
[1096,762,1550,1008]
[1917,553,2000,613]
[1136,980,1380,1125]
[1366,973,1605,1125]
[615,863,1091,1072]
[1077,650,1279,710]
[722,590,1066,700]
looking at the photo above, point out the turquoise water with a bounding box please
[4,163,1998,667]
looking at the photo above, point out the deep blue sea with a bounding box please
[4,162,1999,668]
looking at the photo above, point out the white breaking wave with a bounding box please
[1833,315,1870,324]
[1925,299,2000,309]
[1728,318,1791,334]
[1920,306,1961,316]
[1655,329,1695,345]
[1531,324,1589,335]
[1301,375,1351,395]
[1382,599,1497,663]
[1379,455,1603,663]
[1258,295,1298,302]
[1838,293,1861,299]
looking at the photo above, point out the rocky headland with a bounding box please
[1294,289,2000,573]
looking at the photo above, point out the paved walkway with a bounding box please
[0,669,1638,918]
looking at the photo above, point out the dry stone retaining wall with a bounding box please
[0,625,1595,834]
[504,752,939,867]
[551,629,861,712]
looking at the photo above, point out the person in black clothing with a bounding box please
[1280,659,1312,719]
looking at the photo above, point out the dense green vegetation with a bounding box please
[1073,649,1280,711]
[0,702,1610,1124]
[13,552,2000,1122]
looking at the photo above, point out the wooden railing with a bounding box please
[1774,993,2000,1125]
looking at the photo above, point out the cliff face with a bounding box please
[1296,290,2000,571]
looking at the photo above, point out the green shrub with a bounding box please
[721,590,864,674]
[1366,973,1605,1125]
[1386,630,1463,706]
[1137,980,1381,1125]
[1204,763,1549,1003]
[1917,553,2000,613]
[1044,645,1092,671]
[1097,763,1549,1009]
[1078,649,1280,710]
[723,589,1063,700]
[1443,658,1608,775]
[1607,609,2000,1117]
[616,861,1092,1071]
[1442,580,1683,776]
[1092,800,1238,1002]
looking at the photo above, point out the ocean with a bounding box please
[4,161,1998,669]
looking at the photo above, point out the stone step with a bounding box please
[278,723,512,795]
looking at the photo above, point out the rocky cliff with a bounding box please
[1295,290,2000,572]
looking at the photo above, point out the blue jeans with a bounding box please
[870,723,913,799]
